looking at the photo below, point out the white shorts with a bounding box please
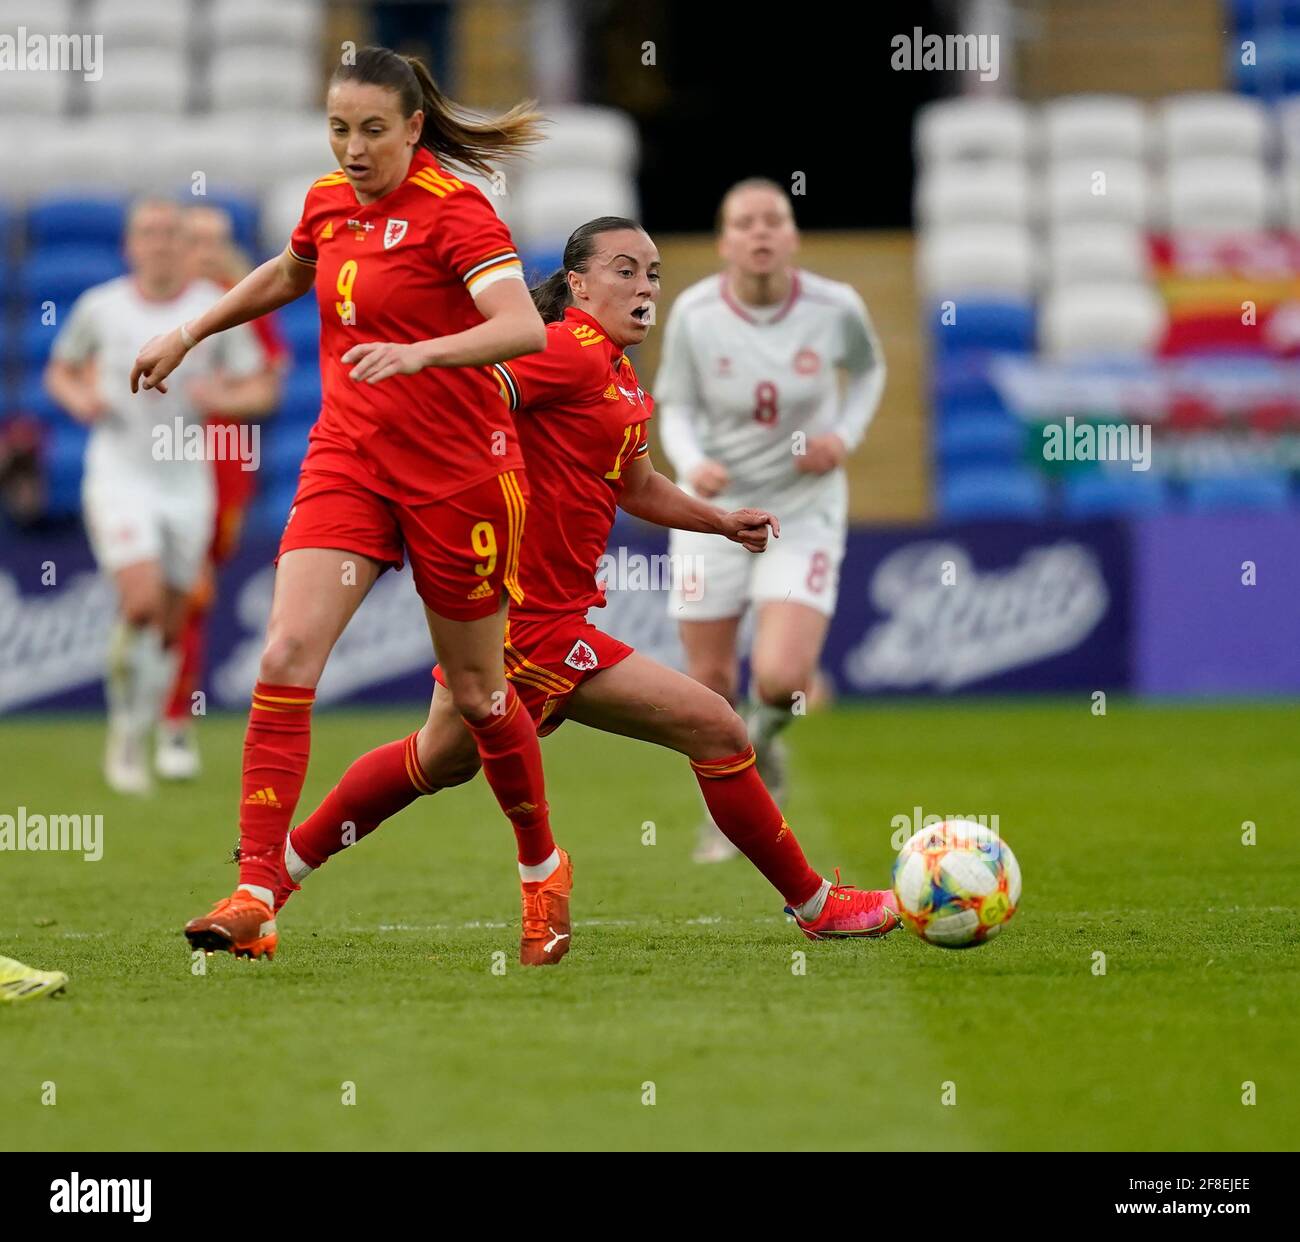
[667,506,846,622]
[82,470,215,589]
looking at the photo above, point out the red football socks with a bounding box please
[691,745,822,906]
[237,681,315,891]
[290,732,433,869]
[164,599,208,723]
[462,685,555,866]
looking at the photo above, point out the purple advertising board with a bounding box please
[2,515,1136,713]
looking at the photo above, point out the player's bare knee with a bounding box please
[689,693,749,757]
[753,673,806,710]
[120,597,160,630]
[258,633,318,686]
[445,675,501,723]
[690,664,738,704]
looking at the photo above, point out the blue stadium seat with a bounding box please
[930,297,1036,357]
[44,421,89,517]
[276,367,322,422]
[1228,0,1300,29]
[265,420,313,478]
[16,376,65,425]
[19,247,125,312]
[17,319,60,371]
[28,194,128,251]
[521,248,565,285]
[247,478,298,540]
[1062,470,1170,517]
[936,406,1025,466]
[1185,473,1292,512]
[277,305,320,365]
[941,465,1049,520]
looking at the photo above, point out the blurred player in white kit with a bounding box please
[656,178,886,861]
[44,198,266,795]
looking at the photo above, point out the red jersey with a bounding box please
[289,146,526,504]
[492,307,653,617]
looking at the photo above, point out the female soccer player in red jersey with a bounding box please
[274,218,900,964]
[129,47,559,963]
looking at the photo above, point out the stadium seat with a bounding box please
[1045,223,1149,287]
[17,320,59,371]
[247,478,299,539]
[1185,473,1292,511]
[914,98,1033,164]
[514,169,639,253]
[1041,95,1149,162]
[266,421,313,478]
[84,50,189,116]
[1163,156,1276,232]
[914,160,1033,228]
[917,224,1036,299]
[208,47,318,113]
[28,195,127,251]
[277,368,323,423]
[940,465,1049,520]
[1062,469,1169,517]
[1044,158,1149,228]
[16,376,65,425]
[277,305,321,367]
[208,0,321,49]
[18,247,126,311]
[86,0,192,51]
[0,66,68,119]
[533,106,640,176]
[43,421,89,516]
[936,406,1026,466]
[1157,92,1271,160]
[1038,282,1167,358]
[929,298,1036,357]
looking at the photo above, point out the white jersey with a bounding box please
[655,268,885,521]
[51,276,264,492]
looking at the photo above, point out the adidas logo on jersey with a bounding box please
[320,220,334,240]
[466,580,495,600]
[602,382,619,400]
[244,787,281,808]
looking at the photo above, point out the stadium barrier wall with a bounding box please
[0,512,1295,712]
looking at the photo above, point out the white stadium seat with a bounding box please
[207,0,320,49]
[1039,282,1167,358]
[85,49,188,115]
[1281,160,1300,231]
[917,223,1036,298]
[1164,156,1274,233]
[914,160,1033,228]
[1044,157,1148,228]
[0,0,73,33]
[533,105,640,176]
[208,47,318,112]
[0,67,69,119]
[87,0,193,52]
[1157,92,1271,161]
[1046,223,1149,286]
[1041,95,1148,161]
[1277,96,1300,162]
[513,168,639,252]
[914,98,1033,164]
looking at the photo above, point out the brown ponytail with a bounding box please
[527,216,644,323]
[331,46,547,177]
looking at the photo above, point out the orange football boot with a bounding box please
[184,890,277,959]
[520,848,572,966]
[787,873,901,941]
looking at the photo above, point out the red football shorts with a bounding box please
[277,465,528,621]
[434,612,634,736]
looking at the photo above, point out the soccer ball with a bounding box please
[892,820,1021,949]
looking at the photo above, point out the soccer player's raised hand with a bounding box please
[689,459,730,498]
[130,327,190,394]
[343,341,427,384]
[719,507,780,553]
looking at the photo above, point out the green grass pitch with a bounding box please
[2,700,1296,1151]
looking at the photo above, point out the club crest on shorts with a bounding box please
[564,639,599,671]
[383,219,408,249]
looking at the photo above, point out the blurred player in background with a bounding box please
[130,47,556,965]
[44,199,267,796]
[657,179,886,861]
[156,206,286,781]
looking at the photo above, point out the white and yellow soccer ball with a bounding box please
[892,820,1021,948]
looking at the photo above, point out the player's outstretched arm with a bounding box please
[617,455,779,552]
[130,248,314,395]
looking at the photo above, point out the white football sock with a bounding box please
[793,878,831,922]
[519,849,560,884]
[284,837,313,883]
[748,701,793,751]
[237,884,275,909]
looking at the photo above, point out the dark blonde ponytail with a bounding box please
[331,46,547,177]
